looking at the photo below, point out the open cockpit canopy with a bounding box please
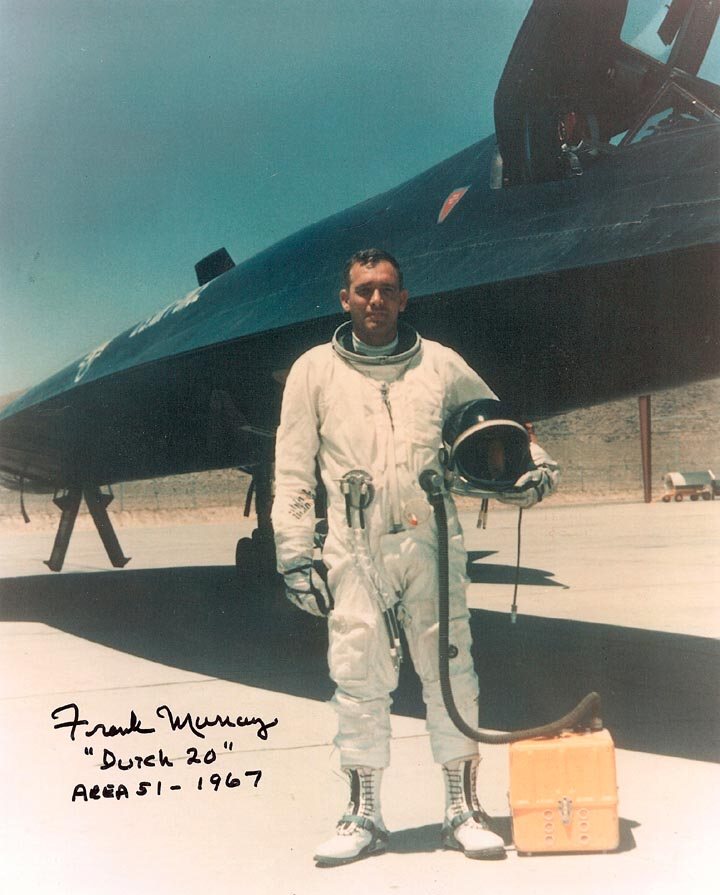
[494,0,720,185]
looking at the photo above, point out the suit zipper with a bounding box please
[380,382,394,429]
[380,382,403,532]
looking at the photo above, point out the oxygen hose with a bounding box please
[419,469,603,744]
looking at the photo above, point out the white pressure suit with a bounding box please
[272,321,546,769]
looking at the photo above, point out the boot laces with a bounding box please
[444,760,490,829]
[337,769,379,836]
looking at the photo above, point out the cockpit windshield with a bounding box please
[621,80,720,145]
[621,0,682,64]
[621,0,720,83]
[697,19,720,84]
[615,1,720,146]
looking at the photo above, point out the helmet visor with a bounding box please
[451,420,531,491]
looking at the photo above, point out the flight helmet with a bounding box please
[441,399,533,494]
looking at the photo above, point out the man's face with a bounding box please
[340,261,408,346]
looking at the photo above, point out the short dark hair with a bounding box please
[342,248,403,290]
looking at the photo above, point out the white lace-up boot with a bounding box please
[314,767,389,867]
[441,756,506,859]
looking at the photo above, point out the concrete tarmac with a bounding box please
[1,499,718,894]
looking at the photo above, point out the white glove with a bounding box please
[496,465,556,508]
[496,441,559,508]
[282,563,333,617]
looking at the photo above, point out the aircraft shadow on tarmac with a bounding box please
[466,550,567,587]
[1,564,717,764]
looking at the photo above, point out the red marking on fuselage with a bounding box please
[438,186,470,223]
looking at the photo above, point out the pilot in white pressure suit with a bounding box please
[272,249,557,866]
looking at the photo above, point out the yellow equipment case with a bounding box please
[509,728,619,854]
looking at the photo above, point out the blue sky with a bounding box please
[0,0,533,394]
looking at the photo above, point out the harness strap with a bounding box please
[338,815,389,840]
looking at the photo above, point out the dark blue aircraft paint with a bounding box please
[1,0,719,490]
[3,122,718,424]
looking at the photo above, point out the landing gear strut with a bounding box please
[234,463,329,601]
[45,484,130,572]
[235,463,279,586]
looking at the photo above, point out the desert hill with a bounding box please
[1,377,718,529]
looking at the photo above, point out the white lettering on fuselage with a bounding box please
[72,283,208,383]
[129,285,207,339]
[74,340,111,383]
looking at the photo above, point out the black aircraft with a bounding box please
[1,0,718,573]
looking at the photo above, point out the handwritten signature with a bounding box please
[51,703,279,742]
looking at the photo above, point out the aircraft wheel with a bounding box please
[251,529,278,576]
[235,537,256,577]
[236,533,277,573]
